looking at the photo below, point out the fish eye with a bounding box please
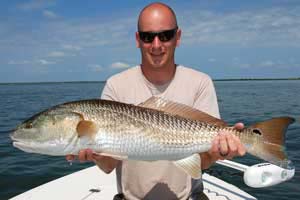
[25,123,33,129]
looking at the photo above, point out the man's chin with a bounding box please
[150,59,165,68]
[150,63,164,69]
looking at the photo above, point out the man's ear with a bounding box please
[176,29,182,47]
[136,32,141,48]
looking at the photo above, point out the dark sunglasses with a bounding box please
[138,27,178,43]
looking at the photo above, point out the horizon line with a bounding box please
[0,77,300,85]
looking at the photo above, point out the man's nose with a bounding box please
[151,36,162,49]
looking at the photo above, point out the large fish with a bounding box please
[11,97,294,178]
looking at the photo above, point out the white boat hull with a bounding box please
[10,166,256,200]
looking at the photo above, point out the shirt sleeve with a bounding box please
[193,76,220,119]
[101,79,119,101]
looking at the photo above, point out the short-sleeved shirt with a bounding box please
[101,65,220,200]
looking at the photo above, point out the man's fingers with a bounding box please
[211,135,220,154]
[78,149,93,162]
[78,150,85,162]
[232,134,246,156]
[219,132,229,156]
[85,149,94,161]
[66,149,102,163]
[226,134,238,158]
[210,130,247,163]
[234,122,244,130]
[66,155,75,161]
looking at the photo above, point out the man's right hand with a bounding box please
[66,149,95,163]
[66,149,119,173]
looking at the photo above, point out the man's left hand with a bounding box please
[200,123,246,169]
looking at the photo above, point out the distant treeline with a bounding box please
[213,77,300,81]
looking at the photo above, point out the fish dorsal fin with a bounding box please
[139,97,227,127]
[76,120,98,138]
[173,154,202,179]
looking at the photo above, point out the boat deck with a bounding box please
[10,166,256,200]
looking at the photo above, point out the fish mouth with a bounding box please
[10,133,38,154]
[10,133,19,141]
[10,132,27,143]
[12,141,36,154]
[11,132,76,156]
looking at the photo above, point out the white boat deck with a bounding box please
[203,173,255,200]
[11,166,256,200]
[10,166,256,200]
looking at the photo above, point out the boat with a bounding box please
[10,160,294,200]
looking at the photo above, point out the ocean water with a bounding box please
[0,81,299,200]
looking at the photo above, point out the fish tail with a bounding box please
[247,117,294,168]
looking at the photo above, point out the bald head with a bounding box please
[137,2,178,31]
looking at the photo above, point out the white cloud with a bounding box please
[38,59,55,65]
[260,60,275,67]
[18,0,55,11]
[45,17,136,49]
[5,4,300,59]
[8,59,55,66]
[240,63,251,69]
[8,60,30,65]
[110,62,130,69]
[62,44,82,51]
[235,59,299,69]
[43,10,58,19]
[48,51,65,57]
[0,14,135,61]
[3,3,300,82]
[180,7,300,47]
[88,64,103,72]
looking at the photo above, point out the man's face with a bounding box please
[136,11,181,69]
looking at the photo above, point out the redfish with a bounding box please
[11,97,294,178]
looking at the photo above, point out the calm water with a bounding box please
[0,81,299,199]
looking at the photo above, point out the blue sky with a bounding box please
[1,0,300,82]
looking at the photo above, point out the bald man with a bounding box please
[67,2,245,200]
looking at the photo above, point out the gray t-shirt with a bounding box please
[101,65,220,200]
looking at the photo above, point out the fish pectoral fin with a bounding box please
[139,97,227,127]
[173,154,202,179]
[76,120,98,138]
[95,152,128,160]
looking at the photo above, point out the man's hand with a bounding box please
[66,149,119,173]
[200,123,246,169]
[66,149,95,163]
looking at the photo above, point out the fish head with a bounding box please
[11,107,83,155]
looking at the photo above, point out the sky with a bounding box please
[0,0,300,82]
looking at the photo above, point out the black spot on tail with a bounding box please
[252,128,262,135]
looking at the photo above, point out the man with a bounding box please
[67,2,245,199]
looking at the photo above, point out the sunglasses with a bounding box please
[138,27,178,43]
